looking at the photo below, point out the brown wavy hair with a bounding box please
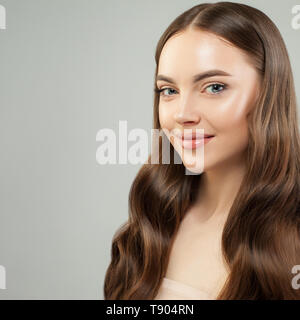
[104,2,300,299]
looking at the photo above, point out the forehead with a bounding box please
[158,28,253,79]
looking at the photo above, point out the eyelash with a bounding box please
[154,83,228,97]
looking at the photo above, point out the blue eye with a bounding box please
[205,83,227,94]
[155,87,177,96]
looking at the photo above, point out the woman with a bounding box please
[104,2,300,299]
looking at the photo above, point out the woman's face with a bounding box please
[157,28,260,174]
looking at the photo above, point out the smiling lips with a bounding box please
[174,132,215,149]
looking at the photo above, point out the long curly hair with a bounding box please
[104,2,300,299]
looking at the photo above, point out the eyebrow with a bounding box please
[156,69,232,85]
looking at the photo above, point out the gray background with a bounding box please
[0,0,299,299]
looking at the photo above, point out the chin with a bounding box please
[181,159,205,176]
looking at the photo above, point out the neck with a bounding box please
[194,155,246,222]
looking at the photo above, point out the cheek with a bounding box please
[210,90,252,134]
[158,104,173,129]
[213,110,248,133]
[212,111,250,155]
[209,96,251,152]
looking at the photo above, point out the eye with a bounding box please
[205,83,227,95]
[155,87,178,97]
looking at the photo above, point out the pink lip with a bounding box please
[174,132,215,140]
[179,136,214,149]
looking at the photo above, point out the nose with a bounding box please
[174,94,201,126]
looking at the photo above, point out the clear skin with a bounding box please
[156,28,261,298]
